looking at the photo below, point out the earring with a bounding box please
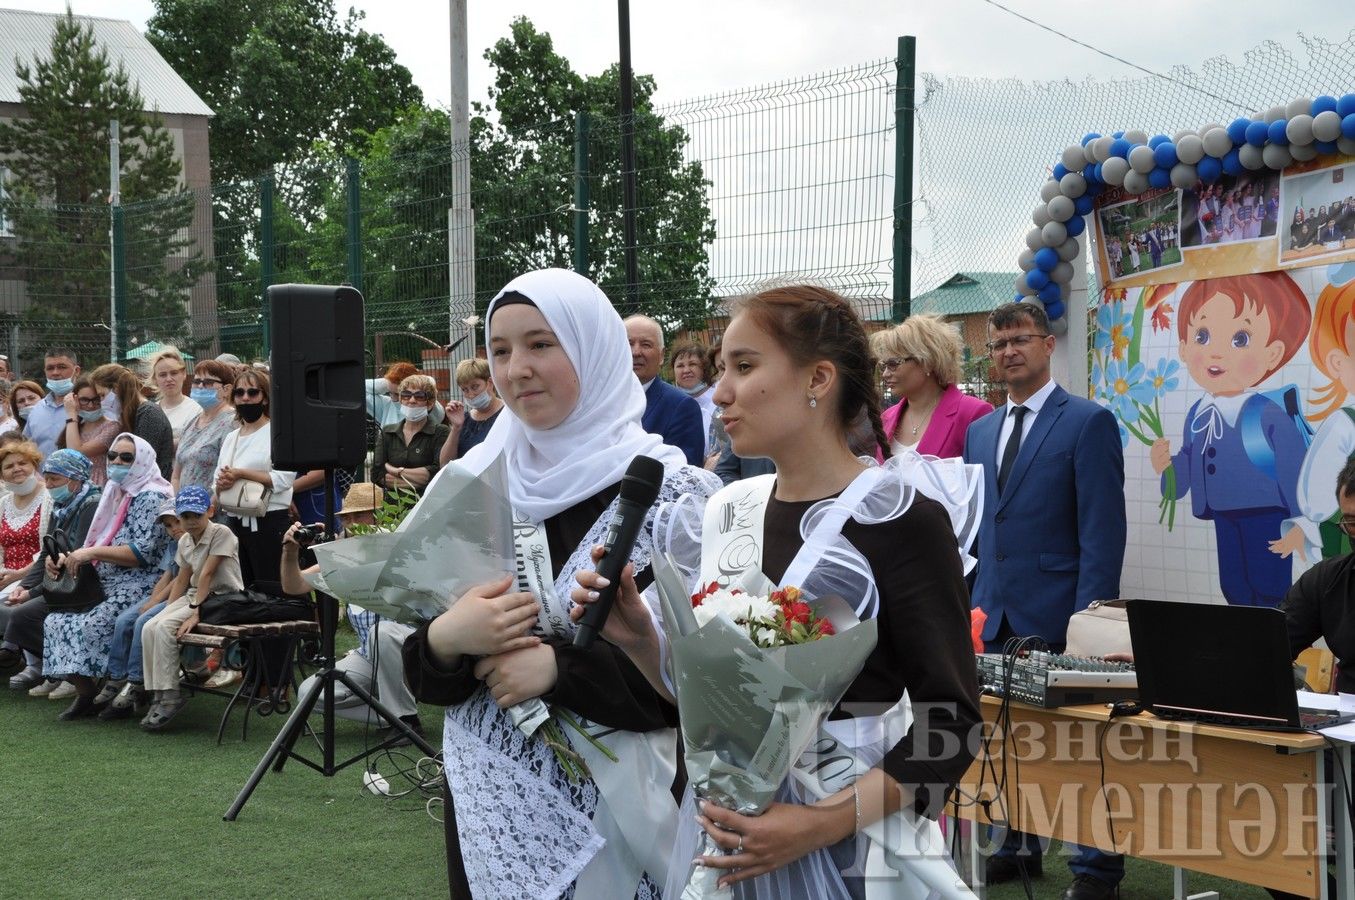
[808,395,817,408]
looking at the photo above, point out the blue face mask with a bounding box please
[78,409,103,423]
[107,464,132,483]
[190,387,220,407]
[48,484,72,505]
[47,377,73,396]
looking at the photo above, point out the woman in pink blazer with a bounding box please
[872,314,993,460]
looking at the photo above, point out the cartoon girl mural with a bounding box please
[1271,265,1355,561]
[1150,271,1312,607]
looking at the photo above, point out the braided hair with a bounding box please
[733,285,891,459]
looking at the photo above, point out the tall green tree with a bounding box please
[0,10,205,347]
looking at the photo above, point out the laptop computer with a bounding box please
[1126,598,1354,731]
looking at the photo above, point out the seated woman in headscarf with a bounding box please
[403,268,722,899]
[41,434,173,719]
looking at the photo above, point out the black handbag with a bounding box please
[198,588,314,626]
[41,530,107,613]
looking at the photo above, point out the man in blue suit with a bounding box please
[963,301,1127,900]
[625,315,705,466]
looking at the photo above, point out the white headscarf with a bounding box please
[460,268,688,522]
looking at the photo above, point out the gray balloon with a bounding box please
[1128,145,1156,174]
[1057,236,1080,262]
[1092,136,1114,163]
[1062,145,1086,171]
[1176,134,1205,165]
[1058,281,1071,301]
[1026,227,1045,251]
[1261,143,1293,170]
[1313,110,1343,143]
[1238,144,1265,171]
[1059,172,1088,199]
[1018,248,1036,271]
[1101,156,1130,186]
[1285,114,1314,146]
[1050,315,1069,336]
[1172,129,1194,143]
[1339,136,1355,157]
[1083,141,1099,165]
[1290,142,1318,162]
[1033,204,1052,227]
[1122,169,1150,195]
[1041,220,1068,246]
[1015,273,1034,296]
[1040,179,1062,202]
[1202,127,1233,158]
[1286,97,1312,118]
[1047,195,1076,222]
[1170,162,1198,189]
[1123,129,1149,146]
[1264,105,1287,124]
[1198,122,1222,137]
[1051,260,1074,283]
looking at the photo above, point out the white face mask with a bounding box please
[467,391,492,411]
[402,404,429,422]
[11,474,37,495]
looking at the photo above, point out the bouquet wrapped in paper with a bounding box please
[651,554,878,899]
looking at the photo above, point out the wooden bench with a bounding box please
[179,620,321,743]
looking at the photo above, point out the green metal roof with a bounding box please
[912,272,1018,317]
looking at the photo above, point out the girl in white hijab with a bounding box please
[405,268,721,899]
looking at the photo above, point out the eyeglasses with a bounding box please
[399,390,433,402]
[1339,518,1355,537]
[986,333,1050,355]
[233,387,263,400]
[191,377,222,387]
[106,451,136,464]
[75,396,101,408]
[879,357,917,373]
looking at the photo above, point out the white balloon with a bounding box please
[1057,236,1080,262]
[1123,129,1149,146]
[1101,156,1130,186]
[1286,114,1314,145]
[1059,172,1087,199]
[1176,134,1205,165]
[1238,144,1265,171]
[1018,248,1036,271]
[1286,97,1313,118]
[1198,122,1222,137]
[1339,136,1355,157]
[1026,227,1045,251]
[1313,110,1343,143]
[1261,144,1293,170]
[1264,105,1287,124]
[1062,145,1086,171]
[1050,316,1069,336]
[1047,195,1075,222]
[1092,136,1114,163]
[1041,220,1068,246]
[1172,129,1194,143]
[1016,272,1034,295]
[1083,141,1099,165]
[1128,145,1156,174]
[1058,281,1071,301]
[1122,169,1150,195]
[1051,260,1074,283]
[1040,179,1062,202]
[1033,204,1052,227]
[1170,162,1198,189]
[1202,127,1233,158]
[1290,142,1318,162]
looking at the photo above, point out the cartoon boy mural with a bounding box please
[1271,266,1355,561]
[1150,272,1312,607]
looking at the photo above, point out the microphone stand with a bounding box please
[224,468,437,820]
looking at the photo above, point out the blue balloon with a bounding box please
[1222,148,1243,176]
[1092,163,1104,183]
[1267,119,1289,146]
[1027,269,1051,291]
[1148,167,1171,189]
[1314,140,1339,155]
[1197,156,1223,183]
[1044,300,1066,320]
[1153,142,1178,168]
[1343,113,1355,140]
[1013,293,1024,303]
[1053,162,1069,180]
[1081,132,1101,146]
[1034,247,1059,272]
[1244,120,1269,147]
[1110,138,1133,158]
[1227,118,1250,144]
[1065,214,1086,237]
[1339,95,1355,118]
[1083,164,1098,182]
[1112,130,1125,139]
[1311,95,1339,116]
[1074,194,1094,216]
[1148,134,1169,148]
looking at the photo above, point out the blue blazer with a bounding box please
[642,378,706,466]
[962,385,1126,644]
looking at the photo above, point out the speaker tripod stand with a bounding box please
[224,469,438,821]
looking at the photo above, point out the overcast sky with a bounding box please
[10,1,1354,110]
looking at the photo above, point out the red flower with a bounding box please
[819,620,836,636]
[785,602,812,625]
[690,581,720,607]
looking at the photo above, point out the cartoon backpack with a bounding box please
[1237,384,1314,483]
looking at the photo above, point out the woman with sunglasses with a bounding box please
[172,360,237,493]
[212,369,295,587]
[373,373,450,499]
[89,364,175,479]
[56,376,121,486]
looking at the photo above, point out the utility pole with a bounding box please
[109,119,124,362]
[448,0,477,358]
[617,0,639,313]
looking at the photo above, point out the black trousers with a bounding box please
[1,596,49,656]
[226,509,292,588]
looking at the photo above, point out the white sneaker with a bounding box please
[48,680,77,701]
[28,679,59,697]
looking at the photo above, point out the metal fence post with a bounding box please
[573,111,591,277]
[111,204,127,361]
[259,168,275,355]
[346,157,363,294]
[891,35,916,323]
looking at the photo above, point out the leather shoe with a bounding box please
[58,694,100,721]
[0,648,24,679]
[985,855,1042,883]
[1062,874,1117,900]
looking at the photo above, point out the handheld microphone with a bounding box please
[573,454,666,649]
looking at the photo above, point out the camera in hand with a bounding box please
[293,523,329,547]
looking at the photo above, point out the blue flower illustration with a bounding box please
[1104,359,1154,423]
[1146,358,1180,398]
[1117,419,1129,449]
[1095,301,1134,360]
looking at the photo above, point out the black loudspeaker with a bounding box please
[268,284,366,471]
